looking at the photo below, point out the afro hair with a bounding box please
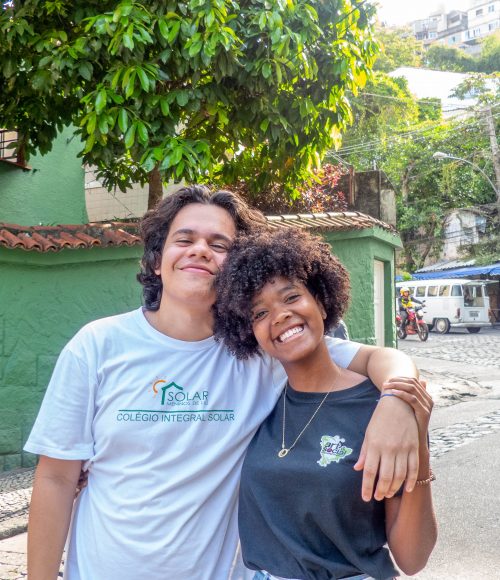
[213,228,350,359]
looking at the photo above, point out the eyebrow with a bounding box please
[171,228,233,243]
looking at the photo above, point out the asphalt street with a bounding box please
[397,325,500,579]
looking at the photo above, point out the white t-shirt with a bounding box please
[24,308,359,580]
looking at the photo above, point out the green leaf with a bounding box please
[118,109,128,133]
[125,72,136,98]
[98,116,109,134]
[168,21,180,45]
[123,27,134,50]
[87,113,97,135]
[124,124,136,149]
[137,121,148,144]
[176,91,189,107]
[160,98,170,117]
[171,146,183,165]
[158,19,169,41]
[78,61,93,81]
[137,68,149,91]
[95,89,107,114]
[260,118,270,132]
[175,159,185,177]
[262,62,272,79]
[188,41,202,58]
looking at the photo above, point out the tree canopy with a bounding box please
[0,0,379,207]
[333,69,498,271]
[371,26,422,73]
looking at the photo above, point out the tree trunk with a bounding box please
[148,166,163,209]
[401,162,415,203]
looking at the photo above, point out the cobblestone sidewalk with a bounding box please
[0,470,33,541]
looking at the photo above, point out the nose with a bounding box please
[188,238,212,260]
[272,308,291,326]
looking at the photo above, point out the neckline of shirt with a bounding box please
[285,378,375,403]
[136,307,217,352]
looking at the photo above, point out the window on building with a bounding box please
[0,129,25,166]
[488,4,495,12]
[439,285,450,296]
[415,286,425,297]
[476,8,483,15]
[452,285,462,297]
[427,286,438,297]
[429,32,437,38]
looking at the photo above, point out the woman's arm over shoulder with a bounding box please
[384,379,438,575]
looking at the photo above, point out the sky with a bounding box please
[375,0,473,27]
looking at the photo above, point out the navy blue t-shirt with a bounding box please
[238,379,399,580]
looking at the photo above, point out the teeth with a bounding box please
[279,326,303,342]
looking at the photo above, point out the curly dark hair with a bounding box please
[213,228,350,359]
[137,185,267,310]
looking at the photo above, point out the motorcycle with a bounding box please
[396,303,429,342]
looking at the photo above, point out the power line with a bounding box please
[350,90,500,111]
[339,111,500,153]
[337,111,500,154]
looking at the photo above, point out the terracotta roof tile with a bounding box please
[0,211,395,253]
[0,222,142,253]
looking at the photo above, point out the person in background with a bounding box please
[329,318,349,340]
[398,286,424,330]
[214,228,437,580]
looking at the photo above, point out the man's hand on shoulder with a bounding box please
[354,390,419,501]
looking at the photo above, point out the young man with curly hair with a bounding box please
[25,185,422,580]
[213,228,437,580]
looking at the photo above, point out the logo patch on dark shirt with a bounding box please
[317,435,353,467]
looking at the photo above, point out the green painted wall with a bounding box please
[0,226,401,472]
[0,127,88,225]
[0,246,142,471]
[325,227,402,348]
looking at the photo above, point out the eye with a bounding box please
[252,310,267,322]
[285,293,300,303]
[175,239,191,245]
[210,243,229,252]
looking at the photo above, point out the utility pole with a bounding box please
[483,106,500,204]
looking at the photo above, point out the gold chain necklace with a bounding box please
[278,381,333,458]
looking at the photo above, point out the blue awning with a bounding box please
[411,264,500,279]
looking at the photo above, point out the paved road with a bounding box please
[398,326,500,579]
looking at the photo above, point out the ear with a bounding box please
[316,298,327,320]
[154,254,162,276]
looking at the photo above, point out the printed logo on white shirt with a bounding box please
[116,377,235,424]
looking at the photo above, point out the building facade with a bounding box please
[410,1,500,55]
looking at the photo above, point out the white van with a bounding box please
[396,278,492,334]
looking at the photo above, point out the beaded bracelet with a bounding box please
[415,469,436,486]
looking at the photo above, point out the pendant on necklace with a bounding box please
[278,448,289,458]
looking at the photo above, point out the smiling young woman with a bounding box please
[213,229,437,580]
